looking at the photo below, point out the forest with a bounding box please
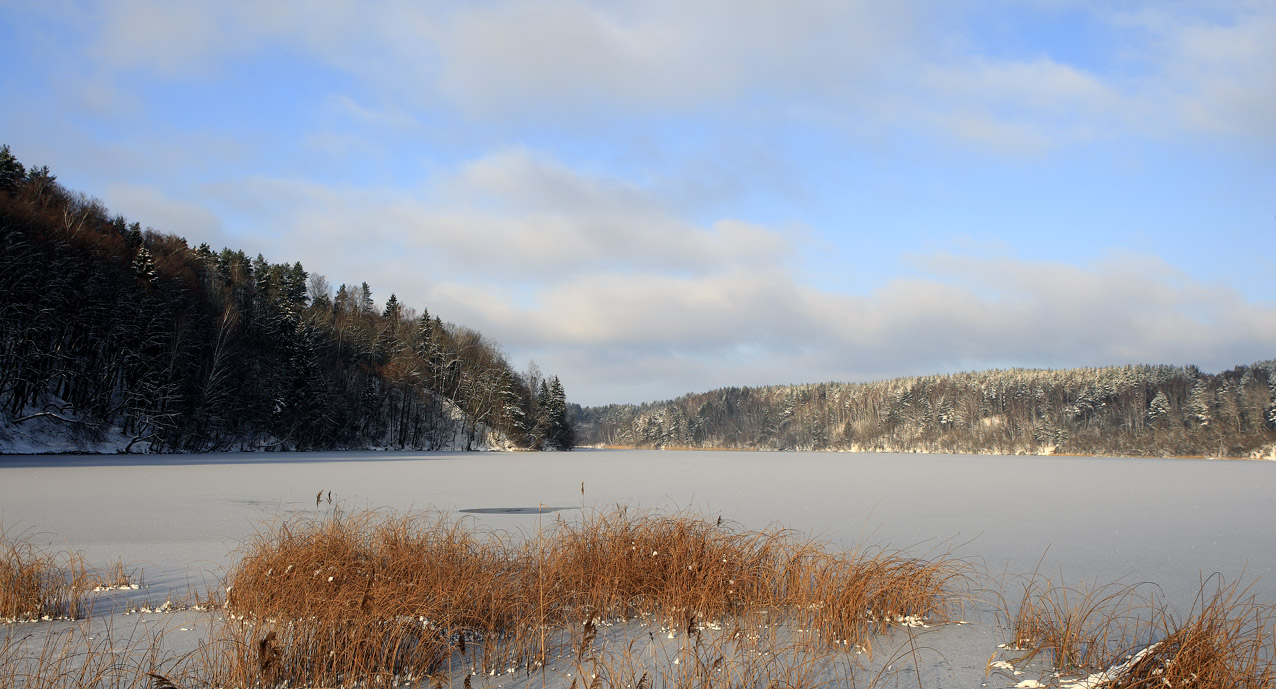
[0,145,574,453]
[573,362,1276,458]
[6,141,1274,459]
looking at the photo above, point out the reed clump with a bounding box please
[212,506,963,688]
[791,548,963,650]
[1107,579,1276,688]
[86,558,139,591]
[1007,575,1276,688]
[219,509,534,687]
[541,508,795,623]
[543,508,964,650]
[0,528,92,622]
[1006,576,1156,672]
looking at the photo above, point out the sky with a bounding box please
[2,0,1274,406]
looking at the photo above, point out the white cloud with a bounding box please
[917,57,1126,153]
[327,95,418,130]
[1142,8,1276,141]
[435,0,913,116]
[204,148,794,286]
[48,1,1276,153]
[484,253,1276,405]
[103,182,229,247]
[66,150,1276,407]
[88,1,264,76]
[169,144,1276,405]
[9,1,1275,410]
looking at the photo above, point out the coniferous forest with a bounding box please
[573,364,1276,458]
[4,142,1275,459]
[0,146,575,453]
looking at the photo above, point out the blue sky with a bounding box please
[2,0,1274,405]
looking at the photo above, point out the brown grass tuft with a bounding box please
[1108,578,1276,688]
[205,506,963,687]
[1006,575,1157,672]
[1007,574,1276,688]
[0,527,92,622]
[1,507,966,688]
[212,509,531,686]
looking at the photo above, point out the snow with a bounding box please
[2,449,1274,687]
[0,395,515,454]
[1057,644,1160,689]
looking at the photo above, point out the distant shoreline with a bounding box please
[587,443,1276,461]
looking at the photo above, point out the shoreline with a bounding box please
[587,443,1276,461]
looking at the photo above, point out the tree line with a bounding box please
[0,145,574,452]
[573,363,1276,458]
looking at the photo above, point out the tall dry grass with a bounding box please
[545,508,964,649]
[215,509,530,687]
[1,528,92,622]
[0,622,175,689]
[203,506,963,688]
[1005,575,1158,672]
[1005,574,1276,688]
[1105,578,1276,688]
[541,508,795,624]
[8,507,1276,689]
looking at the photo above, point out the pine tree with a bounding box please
[544,376,575,450]
[334,284,351,314]
[1187,381,1212,426]
[0,144,26,193]
[382,293,401,323]
[357,282,375,316]
[131,246,158,283]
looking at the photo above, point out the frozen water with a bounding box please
[1,449,1272,608]
[2,449,1273,687]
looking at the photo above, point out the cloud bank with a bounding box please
[3,1,1274,406]
[183,148,1276,405]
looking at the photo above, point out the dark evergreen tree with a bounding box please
[0,146,569,453]
[0,145,25,193]
[537,376,574,450]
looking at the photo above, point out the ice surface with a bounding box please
[2,449,1273,687]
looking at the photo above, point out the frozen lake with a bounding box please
[2,448,1271,613]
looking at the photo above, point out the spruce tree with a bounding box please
[0,144,26,193]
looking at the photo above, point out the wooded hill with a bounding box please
[573,363,1276,458]
[0,146,574,453]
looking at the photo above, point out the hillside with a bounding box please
[0,145,574,453]
[573,363,1276,458]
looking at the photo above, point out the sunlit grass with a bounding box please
[1,527,92,623]
[206,506,964,687]
[1001,573,1276,688]
[10,507,1274,689]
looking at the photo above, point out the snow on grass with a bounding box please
[2,449,1275,687]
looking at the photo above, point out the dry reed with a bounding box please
[205,506,963,688]
[0,622,176,689]
[87,559,139,592]
[1006,575,1158,672]
[1105,578,1276,688]
[1006,574,1276,688]
[1,527,92,622]
[8,506,1276,689]
[0,507,964,688]
[214,509,530,687]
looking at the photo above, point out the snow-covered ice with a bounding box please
[2,449,1274,687]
